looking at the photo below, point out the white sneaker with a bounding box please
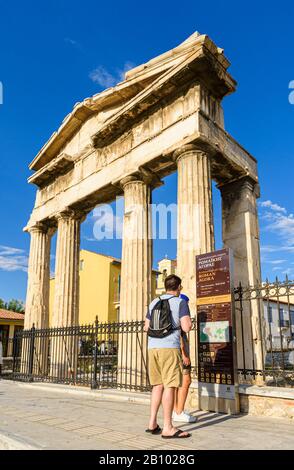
[172,411,197,423]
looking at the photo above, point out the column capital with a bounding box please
[55,208,87,223]
[218,175,260,198]
[173,144,207,163]
[118,168,163,191]
[120,175,144,190]
[27,221,49,234]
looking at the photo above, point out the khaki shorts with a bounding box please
[148,348,183,387]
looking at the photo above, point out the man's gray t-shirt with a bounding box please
[146,294,190,349]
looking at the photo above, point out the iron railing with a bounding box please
[2,279,294,389]
[234,277,294,387]
[2,318,198,391]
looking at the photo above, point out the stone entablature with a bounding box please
[28,84,257,226]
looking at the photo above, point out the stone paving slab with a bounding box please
[0,380,293,450]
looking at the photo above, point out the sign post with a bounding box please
[196,248,239,414]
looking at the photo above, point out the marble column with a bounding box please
[119,176,152,322]
[52,209,81,327]
[25,222,51,330]
[219,176,265,376]
[50,209,82,381]
[175,144,215,314]
[118,176,152,389]
[7,325,15,357]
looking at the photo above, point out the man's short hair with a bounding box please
[164,274,182,291]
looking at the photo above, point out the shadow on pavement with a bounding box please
[182,411,244,432]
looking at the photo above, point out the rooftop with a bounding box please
[0,309,25,321]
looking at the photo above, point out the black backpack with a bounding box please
[147,296,176,338]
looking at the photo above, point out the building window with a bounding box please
[279,308,289,328]
[162,269,167,280]
[80,259,84,271]
[267,306,273,323]
[290,310,294,337]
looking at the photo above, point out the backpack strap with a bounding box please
[163,295,180,330]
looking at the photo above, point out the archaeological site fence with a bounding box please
[2,280,294,389]
[235,278,294,387]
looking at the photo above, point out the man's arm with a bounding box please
[144,317,150,332]
[179,300,192,333]
[179,334,190,364]
[180,315,192,333]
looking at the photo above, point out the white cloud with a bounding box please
[262,212,294,245]
[0,245,28,272]
[268,259,286,265]
[117,61,135,81]
[259,200,286,213]
[64,37,82,50]
[261,245,294,253]
[89,61,135,89]
[259,200,294,280]
[0,245,24,256]
[281,268,294,276]
[89,66,117,88]
[260,200,294,246]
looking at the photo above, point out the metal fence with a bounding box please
[234,278,294,387]
[2,279,294,389]
[2,318,198,391]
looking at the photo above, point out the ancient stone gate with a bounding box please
[25,32,263,375]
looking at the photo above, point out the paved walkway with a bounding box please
[0,379,293,450]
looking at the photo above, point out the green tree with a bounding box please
[6,299,25,313]
[0,298,6,309]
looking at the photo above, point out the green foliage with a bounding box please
[0,298,25,313]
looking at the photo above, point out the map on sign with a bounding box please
[200,321,230,343]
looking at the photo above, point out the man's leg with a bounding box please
[148,384,164,430]
[174,373,191,414]
[162,387,175,433]
[174,387,179,412]
[162,387,189,437]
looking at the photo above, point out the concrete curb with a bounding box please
[10,380,151,405]
[0,431,38,450]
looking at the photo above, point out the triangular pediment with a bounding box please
[29,32,234,172]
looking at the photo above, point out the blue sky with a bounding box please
[0,0,294,302]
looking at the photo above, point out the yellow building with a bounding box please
[0,309,24,356]
[49,249,158,325]
[156,257,177,295]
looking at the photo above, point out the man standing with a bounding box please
[173,293,197,423]
[144,274,192,439]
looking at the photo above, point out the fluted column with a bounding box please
[53,209,81,327]
[220,176,265,377]
[50,209,82,381]
[175,145,215,314]
[119,176,152,322]
[118,176,152,389]
[25,222,51,329]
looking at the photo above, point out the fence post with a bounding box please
[28,324,36,381]
[91,316,99,389]
[12,333,18,373]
